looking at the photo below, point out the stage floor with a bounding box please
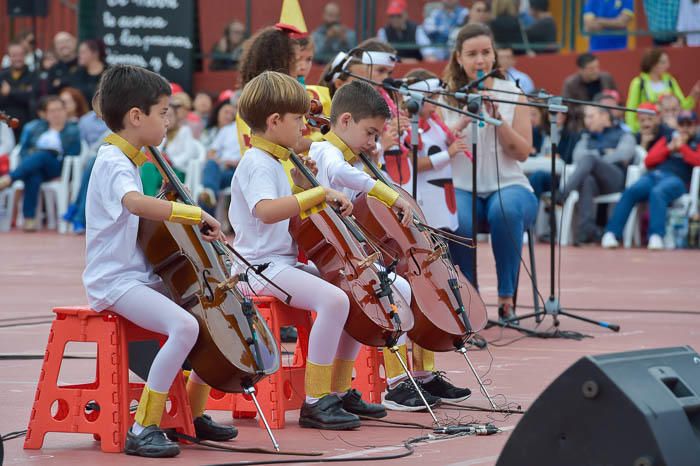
[1,232,698,465]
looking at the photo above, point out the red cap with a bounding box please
[217,89,234,103]
[601,89,620,104]
[637,102,659,114]
[274,22,308,39]
[170,82,184,95]
[386,0,407,15]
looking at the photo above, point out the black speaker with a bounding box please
[497,346,700,466]
[7,0,48,17]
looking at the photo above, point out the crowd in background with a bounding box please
[1,0,699,251]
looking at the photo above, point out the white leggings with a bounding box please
[111,283,201,393]
[247,263,412,365]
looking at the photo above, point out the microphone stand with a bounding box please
[406,95,421,199]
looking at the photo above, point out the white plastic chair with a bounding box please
[41,140,89,233]
[0,144,21,231]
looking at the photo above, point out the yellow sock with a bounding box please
[134,385,168,427]
[382,344,409,380]
[412,344,435,373]
[331,358,355,394]
[305,361,333,399]
[186,378,211,419]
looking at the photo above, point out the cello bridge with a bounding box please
[357,252,380,270]
[216,275,241,293]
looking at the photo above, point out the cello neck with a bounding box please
[147,145,195,205]
[357,152,390,185]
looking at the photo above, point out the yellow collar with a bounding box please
[104,133,148,167]
[322,131,357,163]
[250,135,291,161]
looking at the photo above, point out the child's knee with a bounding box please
[173,312,199,346]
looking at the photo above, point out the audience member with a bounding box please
[66,39,107,108]
[198,111,241,214]
[526,0,558,53]
[562,53,617,130]
[658,93,682,130]
[378,1,431,62]
[602,110,700,249]
[556,105,636,244]
[141,92,199,196]
[447,1,491,51]
[210,21,246,70]
[0,40,38,140]
[583,0,634,52]
[595,90,630,133]
[201,95,236,148]
[496,47,535,94]
[1,31,40,72]
[47,32,78,94]
[311,3,357,64]
[422,0,469,60]
[187,92,213,139]
[59,87,89,123]
[36,49,58,98]
[0,96,81,231]
[676,0,700,46]
[625,49,700,132]
[489,0,526,53]
[635,103,669,152]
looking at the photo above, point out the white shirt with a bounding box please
[83,144,160,310]
[309,141,377,201]
[443,78,532,195]
[415,118,459,231]
[678,0,700,46]
[36,129,63,155]
[229,147,297,275]
[160,125,199,172]
[0,122,15,156]
[210,122,241,163]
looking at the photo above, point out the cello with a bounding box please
[137,145,281,393]
[306,101,488,352]
[287,149,413,348]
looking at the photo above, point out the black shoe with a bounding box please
[383,380,441,412]
[498,304,519,326]
[125,425,180,458]
[341,389,387,419]
[194,413,238,441]
[299,394,361,430]
[420,371,471,402]
[280,326,297,343]
[541,191,565,212]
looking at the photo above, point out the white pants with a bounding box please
[110,283,202,393]
[245,262,412,364]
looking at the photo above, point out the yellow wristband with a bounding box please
[169,201,202,225]
[291,184,305,195]
[294,186,325,213]
[368,181,399,207]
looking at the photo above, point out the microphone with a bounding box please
[323,52,351,82]
[458,68,499,93]
[382,77,407,91]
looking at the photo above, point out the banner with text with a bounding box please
[95,0,195,92]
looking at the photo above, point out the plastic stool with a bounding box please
[206,296,389,427]
[24,306,195,453]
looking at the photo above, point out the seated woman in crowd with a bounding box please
[0,95,81,231]
[198,95,239,214]
[602,111,700,250]
[554,104,636,245]
[59,87,89,123]
[140,92,200,196]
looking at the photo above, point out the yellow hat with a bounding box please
[279,0,307,34]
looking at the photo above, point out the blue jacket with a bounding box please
[19,119,81,160]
